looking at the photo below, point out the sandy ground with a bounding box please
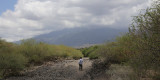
[6,58,92,80]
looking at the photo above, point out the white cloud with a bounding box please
[0,0,152,41]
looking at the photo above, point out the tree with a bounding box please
[129,0,160,78]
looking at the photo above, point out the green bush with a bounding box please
[93,2,160,79]
[128,1,160,78]
[0,53,27,77]
[88,51,99,59]
[19,39,83,62]
[0,39,27,78]
[80,46,99,57]
[19,39,50,63]
[0,39,83,78]
[54,45,83,59]
[96,41,129,64]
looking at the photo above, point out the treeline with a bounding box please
[82,1,160,79]
[0,39,83,78]
[80,46,99,59]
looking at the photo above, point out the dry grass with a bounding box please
[106,64,154,80]
[106,64,133,80]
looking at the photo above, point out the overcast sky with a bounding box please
[0,0,153,42]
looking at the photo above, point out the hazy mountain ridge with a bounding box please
[33,27,127,47]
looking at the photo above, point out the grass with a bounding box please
[106,64,133,80]
[106,64,155,80]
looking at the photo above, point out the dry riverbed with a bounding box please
[6,58,92,80]
[5,58,138,80]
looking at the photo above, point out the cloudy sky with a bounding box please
[0,0,152,42]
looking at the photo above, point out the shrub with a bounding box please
[129,1,160,78]
[88,51,99,59]
[0,39,83,78]
[0,39,27,78]
[19,39,51,63]
[97,41,129,64]
[0,53,27,77]
[80,46,99,58]
[19,39,83,62]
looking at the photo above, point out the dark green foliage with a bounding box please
[80,46,100,59]
[88,51,99,59]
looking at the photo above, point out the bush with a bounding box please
[97,41,129,64]
[19,39,83,62]
[0,39,27,78]
[55,45,83,59]
[93,1,160,79]
[0,53,27,77]
[0,39,83,78]
[80,46,98,57]
[19,39,50,63]
[129,1,160,78]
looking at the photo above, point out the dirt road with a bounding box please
[6,58,92,80]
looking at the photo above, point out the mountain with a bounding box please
[33,27,128,47]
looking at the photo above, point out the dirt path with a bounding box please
[6,58,92,80]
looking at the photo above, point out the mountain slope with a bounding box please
[34,27,127,47]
